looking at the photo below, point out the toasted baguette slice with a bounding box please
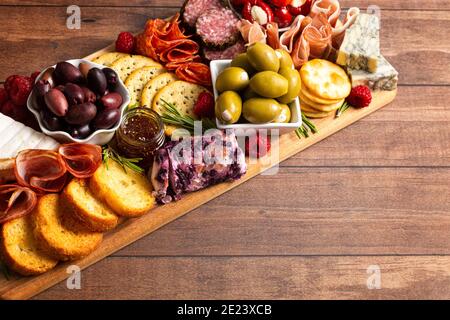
[110,55,162,82]
[63,178,119,232]
[32,194,103,261]
[91,52,128,66]
[125,66,165,107]
[1,215,58,276]
[90,159,155,217]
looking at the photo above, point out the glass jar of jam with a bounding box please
[116,107,165,169]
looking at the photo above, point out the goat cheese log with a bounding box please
[151,132,247,203]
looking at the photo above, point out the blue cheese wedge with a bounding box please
[0,113,59,158]
[347,55,398,91]
[336,13,380,73]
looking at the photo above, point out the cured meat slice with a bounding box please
[58,143,102,179]
[182,0,224,28]
[310,0,341,27]
[266,22,280,50]
[203,40,246,61]
[279,15,311,53]
[151,132,247,203]
[176,62,212,87]
[0,184,37,224]
[158,39,200,64]
[196,8,240,49]
[237,20,267,46]
[14,149,67,193]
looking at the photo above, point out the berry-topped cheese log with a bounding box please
[336,13,380,73]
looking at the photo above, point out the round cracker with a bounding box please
[91,52,128,66]
[300,78,343,105]
[110,55,162,82]
[299,92,344,112]
[141,72,178,108]
[301,102,333,118]
[125,66,165,107]
[300,59,351,100]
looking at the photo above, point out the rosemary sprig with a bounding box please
[102,145,145,174]
[335,101,351,118]
[296,113,318,139]
[160,98,216,132]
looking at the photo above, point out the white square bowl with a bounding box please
[211,59,302,136]
[27,59,130,145]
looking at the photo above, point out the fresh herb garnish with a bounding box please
[335,101,351,118]
[160,98,216,133]
[296,114,318,139]
[102,145,145,174]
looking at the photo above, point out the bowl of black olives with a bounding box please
[27,59,130,144]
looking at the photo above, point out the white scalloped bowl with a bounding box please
[27,59,130,145]
[211,60,302,136]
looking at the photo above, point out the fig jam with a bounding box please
[116,108,165,168]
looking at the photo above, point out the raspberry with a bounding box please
[245,132,271,158]
[4,75,20,94]
[0,100,16,118]
[6,75,33,106]
[115,32,136,54]
[0,87,8,107]
[194,91,215,119]
[346,85,372,108]
[30,71,41,83]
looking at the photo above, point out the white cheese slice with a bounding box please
[0,113,59,158]
[336,13,380,73]
[347,55,398,91]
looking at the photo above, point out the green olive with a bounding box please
[250,71,289,99]
[277,67,301,104]
[215,91,242,124]
[242,86,260,100]
[276,49,295,69]
[247,42,280,72]
[273,103,291,123]
[230,53,256,75]
[243,98,281,124]
[215,67,249,93]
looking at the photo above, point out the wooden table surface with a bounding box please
[0,0,449,300]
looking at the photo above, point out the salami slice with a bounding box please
[175,62,212,87]
[203,40,246,61]
[196,8,240,49]
[182,0,224,28]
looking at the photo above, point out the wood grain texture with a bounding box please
[34,256,450,300]
[0,9,449,84]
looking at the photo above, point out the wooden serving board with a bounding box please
[0,45,397,300]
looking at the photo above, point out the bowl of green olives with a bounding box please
[27,59,130,145]
[211,43,302,136]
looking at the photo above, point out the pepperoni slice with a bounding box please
[14,149,68,193]
[175,62,212,87]
[58,143,102,179]
[0,184,37,224]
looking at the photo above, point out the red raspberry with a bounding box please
[6,75,33,106]
[0,100,16,118]
[30,71,41,83]
[346,85,372,108]
[0,87,8,107]
[4,75,20,94]
[193,91,215,119]
[245,132,271,158]
[115,32,136,54]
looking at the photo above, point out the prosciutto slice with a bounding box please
[0,184,37,224]
[14,149,68,193]
[58,143,102,179]
[266,22,280,50]
[237,20,267,46]
[279,15,311,53]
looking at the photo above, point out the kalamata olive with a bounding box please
[78,62,92,78]
[40,109,63,131]
[54,62,84,85]
[87,68,107,95]
[101,92,123,110]
[65,102,97,125]
[64,83,85,105]
[34,80,51,97]
[93,108,120,129]
[102,68,119,90]
[81,86,96,103]
[44,89,69,117]
[68,124,91,139]
[39,67,55,87]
